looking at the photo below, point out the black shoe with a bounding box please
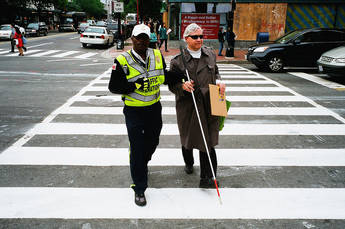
[165,50,169,52]
[199,178,219,189]
[184,165,193,174]
[218,54,223,56]
[135,193,146,206]
[23,47,27,52]
[9,51,14,53]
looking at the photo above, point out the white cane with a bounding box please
[179,46,222,204]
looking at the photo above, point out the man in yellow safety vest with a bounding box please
[108,24,183,207]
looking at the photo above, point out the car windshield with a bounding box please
[96,21,106,26]
[0,26,11,30]
[275,30,301,43]
[27,23,38,29]
[80,23,89,27]
[107,24,118,30]
[64,18,73,24]
[85,27,105,34]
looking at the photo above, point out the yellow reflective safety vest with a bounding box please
[116,48,165,107]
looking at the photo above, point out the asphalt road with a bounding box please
[1,35,345,228]
[0,32,114,151]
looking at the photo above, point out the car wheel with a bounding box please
[267,55,284,72]
[44,31,48,36]
[82,43,87,48]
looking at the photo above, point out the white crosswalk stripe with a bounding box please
[0,49,100,59]
[29,50,61,57]
[1,63,345,221]
[74,52,98,59]
[6,49,41,56]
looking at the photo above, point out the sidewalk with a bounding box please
[103,39,248,64]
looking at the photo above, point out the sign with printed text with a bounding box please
[114,2,124,12]
[181,13,220,40]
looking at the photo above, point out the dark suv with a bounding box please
[246,28,345,72]
[107,23,121,40]
[25,22,48,37]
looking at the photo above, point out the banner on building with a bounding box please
[181,13,220,39]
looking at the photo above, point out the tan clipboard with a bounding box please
[209,84,227,117]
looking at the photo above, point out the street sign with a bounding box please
[114,2,124,13]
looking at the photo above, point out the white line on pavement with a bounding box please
[86,86,288,92]
[289,72,345,89]
[26,42,54,48]
[1,147,345,166]
[29,50,61,57]
[56,106,331,116]
[51,50,80,58]
[74,52,98,59]
[0,71,99,77]
[25,123,345,135]
[80,63,110,67]
[5,49,41,56]
[1,187,345,219]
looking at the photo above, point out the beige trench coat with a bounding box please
[169,47,221,152]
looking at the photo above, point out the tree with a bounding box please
[77,0,105,19]
[53,0,68,10]
[66,0,82,11]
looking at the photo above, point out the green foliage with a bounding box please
[77,0,105,18]
[66,0,105,18]
[53,0,68,10]
[66,0,82,11]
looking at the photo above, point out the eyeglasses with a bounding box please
[188,35,204,40]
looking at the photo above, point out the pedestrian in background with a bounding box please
[13,26,24,56]
[226,26,236,57]
[9,23,15,53]
[158,22,168,52]
[108,24,182,207]
[149,24,158,49]
[168,23,226,188]
[217,27,225,56]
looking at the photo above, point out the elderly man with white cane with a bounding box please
[168,23,226,200]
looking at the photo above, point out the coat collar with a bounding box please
[184,46,210,62]
[183,47,212,74]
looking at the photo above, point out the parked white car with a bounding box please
[0,24,25,40]
[80,26,114,48]
[0,24,12,40]
[317,46,345,77]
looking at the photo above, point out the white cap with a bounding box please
[132,24,150,37]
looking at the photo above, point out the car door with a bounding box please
[316,31,345,59]
[286,31,321,67]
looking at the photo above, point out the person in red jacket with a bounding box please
[13,26,24,56]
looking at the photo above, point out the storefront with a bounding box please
[168,0,345,44]
[168,0,235,40]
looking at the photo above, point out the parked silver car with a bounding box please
[317,46,345,77]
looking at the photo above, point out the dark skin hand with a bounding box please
[131,34,150,60]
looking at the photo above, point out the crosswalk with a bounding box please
[0,48,98,59]
[1,64,345,222]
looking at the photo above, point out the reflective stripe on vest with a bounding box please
[116,49,165,107]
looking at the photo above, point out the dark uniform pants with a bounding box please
[124,101,162,194]
[182,146,217,178]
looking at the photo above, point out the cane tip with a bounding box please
[218,197,223,205]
